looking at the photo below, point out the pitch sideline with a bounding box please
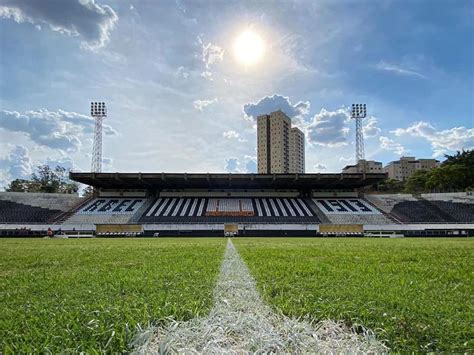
[133,239,388,353]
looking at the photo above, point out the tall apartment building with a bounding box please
[289,127,305,173]
[384,156,440,181]
[257,110,305,173]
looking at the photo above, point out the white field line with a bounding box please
[133,239,388,353]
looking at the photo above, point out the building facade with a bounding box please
[289,127,305,173]
[257,110,305,174]
[342,159,383,174]
[384,156,440,181]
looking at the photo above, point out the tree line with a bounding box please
[5,165,80,194]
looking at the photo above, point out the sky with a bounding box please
[0,0,473,188]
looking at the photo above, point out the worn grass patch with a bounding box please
[0,238,225,353]
[234,237,474,352]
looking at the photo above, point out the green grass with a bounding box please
[234,237,474,352]
[0,238,226,353]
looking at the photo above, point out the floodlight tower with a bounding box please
[90,102,107,172]
[351,103,366,163]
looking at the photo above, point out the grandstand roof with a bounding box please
[70,172,387,190]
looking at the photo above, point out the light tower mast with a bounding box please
[351,103,366,163]
[90,102,107,172]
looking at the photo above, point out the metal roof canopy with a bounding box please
[70,172,387,190]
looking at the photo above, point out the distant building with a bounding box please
[342,159,383,174]
[257,110,305,173]
[384,156,440,181]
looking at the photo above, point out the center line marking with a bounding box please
[134,239,388,353]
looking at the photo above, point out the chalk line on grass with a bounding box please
[133,239,388,353]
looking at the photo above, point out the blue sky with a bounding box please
[0,0,473,187]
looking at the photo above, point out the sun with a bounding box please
[233,30,265,66]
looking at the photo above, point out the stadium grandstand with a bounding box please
[0,172,473,237]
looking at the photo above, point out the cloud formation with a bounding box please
[363,117,381,138]
[376,61,426,79]
[392,121,474,157]
[223,130,239,139]
[193,98,218,111]
[0,109,117,152]
[306,108,350,147]
[0,145,81,188]
[313,163,327,171]
[223,130,246,142]
[197,36,224,80]
[0,0,118,50]
[243,94,310,121]
[200,39,224,69]
[379,136,407,155]
[0,145,33,180]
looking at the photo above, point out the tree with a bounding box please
[5,165,79,194]
[426,164,469,191]
[376,179,405,193]
[405,170,430,193]
[443,150,474,167]
[5,179,40,192]
[440,150,474,190]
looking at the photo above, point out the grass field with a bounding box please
[234,238,474,352]
[1,237,472,353]
[0,238,226,353]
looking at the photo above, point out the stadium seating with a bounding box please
[0,192,83,212]
[427,201,474,222]
[63,198,146,224]
[0,200,61,223]
[421,192,474,204]
[312,198,391,224]
[0,192,83,223]
[365,194,417,214]
[139,197,320,223]
[366,194,473,223]
[2,190,471,226]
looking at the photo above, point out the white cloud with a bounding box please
[45,156,74,171]
[243,94,310,122]
[193,98,218,111]
[313,163,327,171]
[0,145,33,181]
[0,145,81,188]
[0,109,117,152]
[196,36,224,80]
[392,121,474,157]
[222,130,246,142]
[376,61,426,79]
[176,66,189,79]
[363,117,381,138]
[306,108,350,147]
[0,0,118,50]
[200,40,224,69]
[200,71,213,81]
[223,130,239,139]
[379,136,407,155]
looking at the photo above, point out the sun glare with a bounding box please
[233,30,265,66]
